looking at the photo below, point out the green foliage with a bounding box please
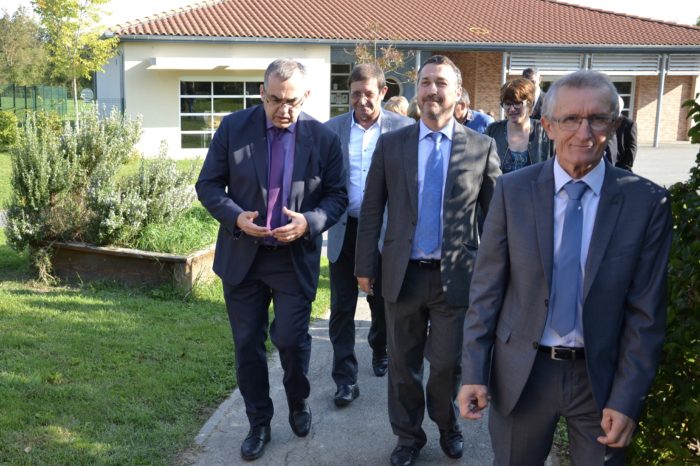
[135,203,218,255]
[0,7,49,85]
[0,109,19,147]
[628,95,700,463]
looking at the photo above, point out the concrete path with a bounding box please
[190,299,493,465]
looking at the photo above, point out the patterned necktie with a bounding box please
[415,132,444,255]
[266,127,285,231]
[550,181,589,336]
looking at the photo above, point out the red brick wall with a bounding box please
[443,51,503,117]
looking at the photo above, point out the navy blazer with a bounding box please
[196,105,347,300]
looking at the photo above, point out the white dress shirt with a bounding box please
[540,157,605,347]
[410,119,454,260]
[347,113,382,218]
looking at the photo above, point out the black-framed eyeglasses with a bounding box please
[550,114,615,132]
[263,93,306,111]
[501,101,525,110]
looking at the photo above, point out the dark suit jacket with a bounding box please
[195,105,347,300]
[355,122,501,307]
[324,109,414,263]
[605,116,637,171]
[462,158,672,420]
[484,119,554,171]
[530,91,546,120]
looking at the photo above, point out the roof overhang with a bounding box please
[146,56,271,70]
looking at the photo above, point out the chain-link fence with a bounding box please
[0,84,69,118]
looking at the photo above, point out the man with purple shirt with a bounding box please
[196,58,347,461]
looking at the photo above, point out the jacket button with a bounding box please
[532,342,539,349]
[544,299,549,307]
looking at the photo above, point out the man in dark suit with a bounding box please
[325,64,414,407]
[523,67,545,119]
[459,70,672,465]
[356,55,501,466]
[605,96,637,171]
[196,58,347,461]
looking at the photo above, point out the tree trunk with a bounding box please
[72,77,79,132]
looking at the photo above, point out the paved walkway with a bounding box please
[190,299,493,465]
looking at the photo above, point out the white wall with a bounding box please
[120,41,332,159]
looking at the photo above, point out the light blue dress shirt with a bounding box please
[540,157,605,347]
[410,119,454,260]
[347,113,382,218]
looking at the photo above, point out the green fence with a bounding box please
[0,84,69,118]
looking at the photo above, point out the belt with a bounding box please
[408,259,441,269]
[538,345,585,361]
[259,243,288,251]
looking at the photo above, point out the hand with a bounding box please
[357,277,375,295]
[458,384,489,420]
[236,211,271,238]
[271,207,309,243]
[597,408,636,448]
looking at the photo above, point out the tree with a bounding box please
[0,7,49,86]
[351,21,416,83]
[32,0,118,128]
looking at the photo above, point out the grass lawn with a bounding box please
[0,228,330,464]
[0,150,11,207]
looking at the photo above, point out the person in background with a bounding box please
[407,97,421,121]
[522,67,545,119]
[485,77,553,174]
[604,96,637,171]
[453,88,494,134]
[384,95,409,116]
[196,58,347,462]
[459,70,672,466]
[325,64,414,408]
[356,55,500,466]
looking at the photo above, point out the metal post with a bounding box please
[653,54,668,148]
[500,52,508,120]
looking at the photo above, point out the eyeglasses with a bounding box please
[263,93,306,111]
[550,114,615,132]
[501,101,525,110]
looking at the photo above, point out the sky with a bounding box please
[2,0,699,27]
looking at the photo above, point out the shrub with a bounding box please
[628,95,700,463]
[0,110,19,147]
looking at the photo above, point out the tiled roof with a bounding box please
[113,0,700,47]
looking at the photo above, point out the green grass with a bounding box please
[0,150,11,207]
[118,157,203,180]
[134,204,219,254]
[0,228,330,464]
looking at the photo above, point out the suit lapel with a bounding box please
[292,115,312,191]
[403,125,420,216]
[252,108,269,207]
[444,124,467,205]
[583,164,623,300]
[339,113,352,176]
[533,159,555,291]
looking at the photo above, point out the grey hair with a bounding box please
[457,88,471,105]
[541,70,619,119]
[264,59,307,89]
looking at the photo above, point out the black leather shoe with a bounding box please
[240,425,270,461]
[372,353,388,377]
[439,429,464,459]
[334,383,360,407]
[288,399,312,437]
[390,445,419,466]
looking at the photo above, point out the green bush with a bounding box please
[6,108,200,278]
[628,95,700,463]
[0,110,19,147]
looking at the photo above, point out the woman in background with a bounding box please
[485,77,553,174]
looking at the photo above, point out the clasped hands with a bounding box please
[236,207,307,243]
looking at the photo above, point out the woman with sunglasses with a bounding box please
[485,77,554,174]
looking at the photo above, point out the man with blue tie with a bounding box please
[458,70,672,465]
[355,55,501,466]
[196,59,347,461]
[325,64,414,407]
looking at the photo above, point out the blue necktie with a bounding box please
[415,132,444,255]
[550,181,589,336]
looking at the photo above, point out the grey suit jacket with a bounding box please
[462,158,672,420]
[355,122,501,306]
[325,109,414,263]
[195,105,347,300]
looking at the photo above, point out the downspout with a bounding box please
[653,54,668,148]
[500,52,508,120]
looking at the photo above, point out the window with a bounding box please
[330,64,351,118]
[540,77,635,118]
[180,80,263,149]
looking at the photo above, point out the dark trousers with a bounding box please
[222,247,312,428]
[328,216,386,386]
[385,263,466,449]
[489,352,626,466]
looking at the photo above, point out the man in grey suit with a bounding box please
[325,63,414,407]
[356,55,501,466]
[458,70,672,465]
[196,59,347,461]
